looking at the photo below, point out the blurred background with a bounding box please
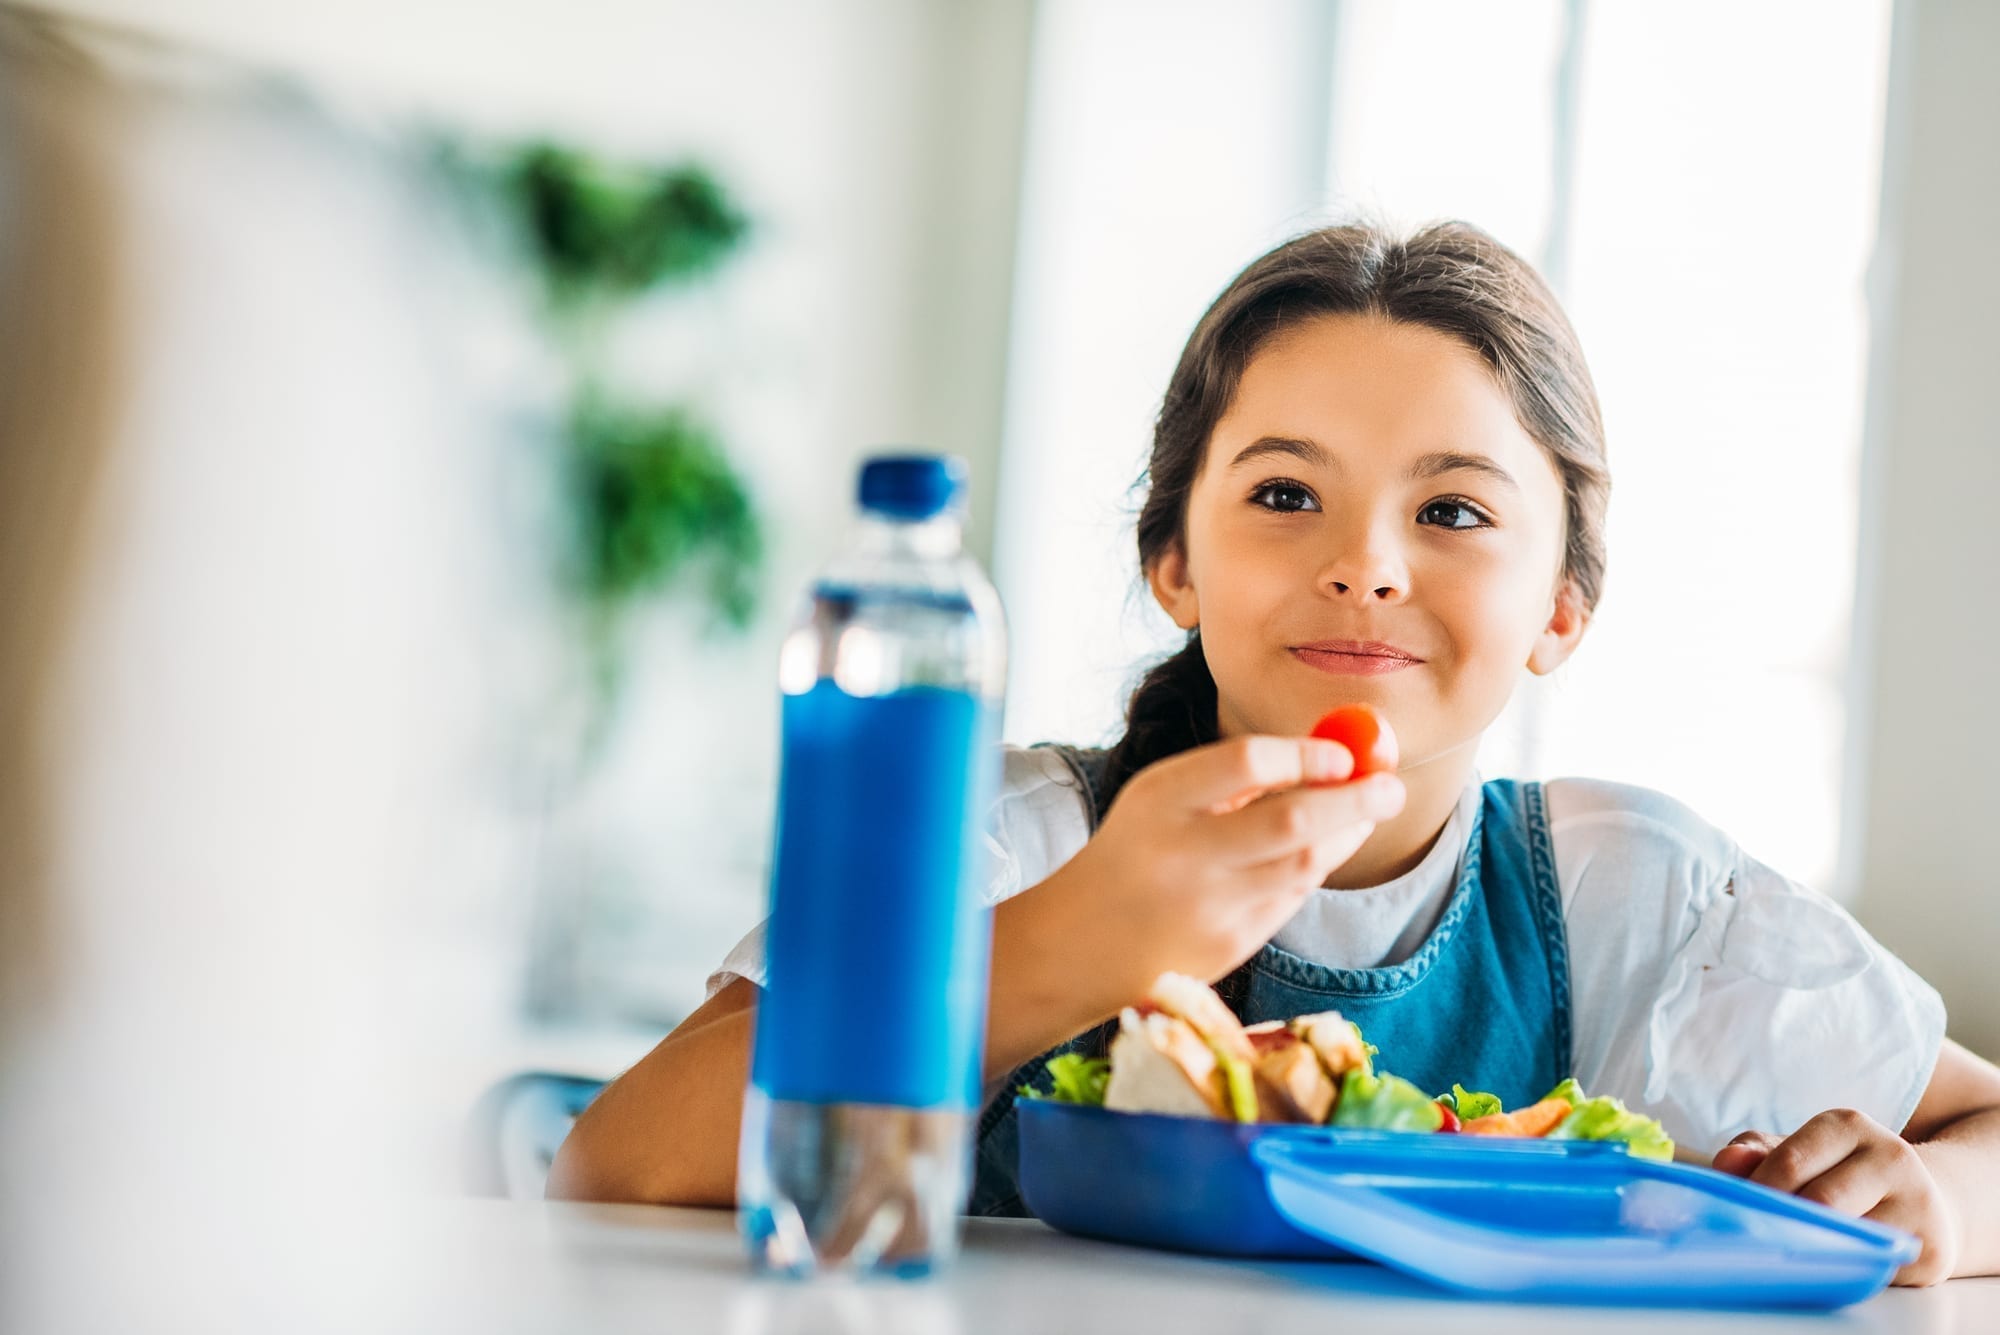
[3,0,1996,1325]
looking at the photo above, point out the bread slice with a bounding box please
[1146,972,1262,1120]
[1147,971,1256,1063]
[1102,1008,1228,1118]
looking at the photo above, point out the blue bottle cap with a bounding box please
[858,454,967,521]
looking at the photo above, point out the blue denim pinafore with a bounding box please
[968,743,1574,1217]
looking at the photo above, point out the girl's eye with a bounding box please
[1417,498,1492,530]
[1250,480,1319,513]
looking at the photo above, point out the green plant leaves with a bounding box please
[455,137,764,643]
[508,145,750,301]
[567,402,762,630]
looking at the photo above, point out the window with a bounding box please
[996,0,1892,893]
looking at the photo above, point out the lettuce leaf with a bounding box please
[1442,1083,1503,1120]
[1543,1083,1674,1162]
[1019,1052,1110,1106]
[1543,1077,1584,1108]
[1332,1069,1446,1132]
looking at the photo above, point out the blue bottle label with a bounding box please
[753,679,999,1109]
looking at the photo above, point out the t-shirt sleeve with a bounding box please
[700,743,1094,1002]
[1553,779,1947,1158]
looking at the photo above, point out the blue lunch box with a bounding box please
[1016,1099,1921,1309]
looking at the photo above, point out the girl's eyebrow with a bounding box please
[1228,436,1519,494]
[1228,436,1330,471]
[1409,450,1520,494]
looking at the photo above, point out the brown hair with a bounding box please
[1099,220,1611,804]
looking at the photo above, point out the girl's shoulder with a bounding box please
[984,743,1097,905]
[1538,776,1945,1154]
[999,741,1099,809]
[1539,776,1742,902]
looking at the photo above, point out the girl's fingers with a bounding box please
[1236,816,1390,898]
[1791,1149,1895,1218]
[1153,735,1355,813]
[1233,846,1357,906]
[1211,773,1406,864]
[1711,1145,1770,1177]
[1711,1129,1780,1177]
[1746,1110,1871,1193]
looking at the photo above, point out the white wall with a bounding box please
[35,1,1032,553]
[1,0,1036,1185]
[995,0,1896,914]
[1849,0,2000,1056]
[26,0,1996,1073]
[34,0,1034,1025]
[991,0,1336,749]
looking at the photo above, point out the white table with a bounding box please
[416,1201,2000,1334]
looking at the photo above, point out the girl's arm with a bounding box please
[544,976,756,1206]
[545,876,1149,1207]
[1905,1041,2000,1277]
[546,735,1402,1206]
[1713,1038,2000,1285]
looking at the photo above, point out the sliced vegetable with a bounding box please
[1217,1052,1260,1122]
[1331,1069,1446,1132]
[1548,1092,1676,1162]
[1447,1083,1503,1120]
[1460,1096,1573,1139]
[1354,1023,1379,1078]
[1021,1052,1110,1106]
[1434,1100,1460,1133]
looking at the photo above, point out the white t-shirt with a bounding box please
[708,745,1946,1156]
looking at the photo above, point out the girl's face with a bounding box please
[1148,313,1587,772]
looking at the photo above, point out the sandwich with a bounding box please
[1024,971,1675,1160]
[1097,971,1372,1125]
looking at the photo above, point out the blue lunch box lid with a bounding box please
[1016,1099,1920,1310]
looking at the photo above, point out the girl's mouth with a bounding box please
[1289,642,1423,676]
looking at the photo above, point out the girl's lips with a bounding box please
[1290,644,1422,676]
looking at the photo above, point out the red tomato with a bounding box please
[1309,704,1399,777]
[1435,1101,1461,1133]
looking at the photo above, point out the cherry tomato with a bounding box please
[1309,704,1399,778]
[1434,1100,1460,1133]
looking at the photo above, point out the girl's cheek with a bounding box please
[1433,601,1527,672]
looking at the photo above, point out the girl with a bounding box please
[550,222,2000,1286]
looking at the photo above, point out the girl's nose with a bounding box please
[1318,531,1409,603]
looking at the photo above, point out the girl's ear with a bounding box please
[1527,577,1588,675]
[1145,539,1201,631]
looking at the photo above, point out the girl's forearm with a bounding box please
[550,869,1127,1208]
[1916,1107,2000,1278]
[547,1005,753,1207]
[984,862,1142,1076]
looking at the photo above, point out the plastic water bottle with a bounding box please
[740,454,1006,1277]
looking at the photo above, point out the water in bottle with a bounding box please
[740,454,1006,1277]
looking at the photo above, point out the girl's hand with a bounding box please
[1059,734,1406,1000]
[1713,1111,1961,1286]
